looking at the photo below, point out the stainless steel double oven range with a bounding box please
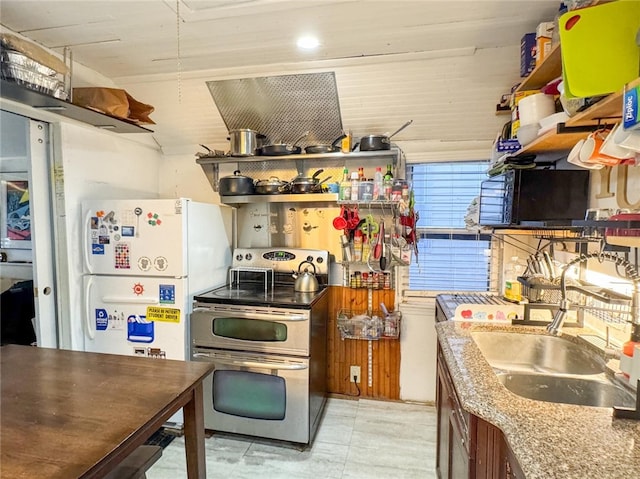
[191,247,329,444]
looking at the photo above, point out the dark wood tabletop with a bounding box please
[0,345,213,479]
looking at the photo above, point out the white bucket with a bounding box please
[518,93,556,126]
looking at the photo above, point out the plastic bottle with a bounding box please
[362,235,371,263]
[350,172,360,201]
[339,168,351,200]
[504,256,525,302]
[373,167,383,200]
[621,324,640,379]
[353,230,363,261]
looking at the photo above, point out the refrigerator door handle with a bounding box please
[85,276,95,340]
[101,296,160,305]
[83,209,94,274]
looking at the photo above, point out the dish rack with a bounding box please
[0,49,68,100]
[337,309,401,340]
[517,275,632,326]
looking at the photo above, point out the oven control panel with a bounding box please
[231,248,329,274]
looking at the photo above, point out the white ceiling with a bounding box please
[0,0,562,156]
[1,0,560,78]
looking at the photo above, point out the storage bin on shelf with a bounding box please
[337,309,401,340]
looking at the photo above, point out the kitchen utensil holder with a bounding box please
[337,309,400,340]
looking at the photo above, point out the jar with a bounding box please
[359,180,374,201]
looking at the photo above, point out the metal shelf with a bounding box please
[220,193,338,205]
[196,148,401,165]
[0,79,153,134]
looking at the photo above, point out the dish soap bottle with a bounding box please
[504,256,524,302]
[339,168,351,200]
[621,324,640,379]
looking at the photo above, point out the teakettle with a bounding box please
[292,260,319,292]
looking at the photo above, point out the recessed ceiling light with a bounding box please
[297,36,320,50]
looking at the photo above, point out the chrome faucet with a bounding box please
[547,252,640,336]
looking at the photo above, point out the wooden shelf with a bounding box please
[517,77,640,155]
[515,44,562,93]
[0,80,153,134]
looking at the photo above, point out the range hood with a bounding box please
[206,72,344,146]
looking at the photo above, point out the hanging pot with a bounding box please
[227,129,266,157]
[359,120,413,151]
[257,131,308,156]
[218,170,255,196]
[304,134,347,154]
[254,176,290,194]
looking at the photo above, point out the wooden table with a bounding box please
[0,345,213,478]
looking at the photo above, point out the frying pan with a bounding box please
[257,131,308,156]
[304,134,347,154]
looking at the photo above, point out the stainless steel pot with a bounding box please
[359,120,413,151]
[227,129,265,157]
[289,169,332,194]
[254,176,289,194]
[218,170,255,196]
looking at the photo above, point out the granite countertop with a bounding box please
[435,319,640,479]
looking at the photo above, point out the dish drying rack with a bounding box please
[228,266,274,294]
[517,275,632,327]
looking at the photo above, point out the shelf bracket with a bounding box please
[556,121,616,135]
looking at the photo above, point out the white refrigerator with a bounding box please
[81,198,231,361]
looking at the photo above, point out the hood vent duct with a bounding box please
[206,72,343,147]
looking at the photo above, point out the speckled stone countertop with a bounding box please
[435,316,640,478]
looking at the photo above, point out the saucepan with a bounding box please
[254,176,289,194]
[359,120,413,151]
[289,169,332,194]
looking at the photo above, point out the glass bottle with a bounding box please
[373,167,383,200]
[339,168,351,200]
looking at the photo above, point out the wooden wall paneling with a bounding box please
[326,285,401,400]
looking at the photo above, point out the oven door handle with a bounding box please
[192,308,307,322]
[193,353,308,371]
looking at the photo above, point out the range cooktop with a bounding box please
[194,284,328,309]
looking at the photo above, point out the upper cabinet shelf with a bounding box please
[0,80,153,134]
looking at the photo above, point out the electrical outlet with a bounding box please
[350,365,361,384]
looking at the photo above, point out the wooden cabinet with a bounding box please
[436,345,524,479]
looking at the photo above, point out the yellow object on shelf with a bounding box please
[559,0,640,98]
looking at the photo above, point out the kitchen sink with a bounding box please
[470,331,606,375]
[496,372,636,408]
[471,331,637,408]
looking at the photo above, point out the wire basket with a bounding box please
[337,309,401,340]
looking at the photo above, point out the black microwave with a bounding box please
[478,169,590,227]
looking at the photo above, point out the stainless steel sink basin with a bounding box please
[497,372,636,408]
[470,331,605,375]
[471,331,637,408]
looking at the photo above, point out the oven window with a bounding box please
[213,370,286,420]
[213,317,288,342]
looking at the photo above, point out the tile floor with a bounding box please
[147,397,438,479]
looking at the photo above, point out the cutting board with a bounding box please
[560,0,640,98]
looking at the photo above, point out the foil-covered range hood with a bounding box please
[206,72,344,146]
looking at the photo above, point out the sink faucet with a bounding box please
[546,252,640,336]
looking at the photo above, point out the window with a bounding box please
[406,161,493,292]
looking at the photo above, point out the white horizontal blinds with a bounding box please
[407,161,492,292]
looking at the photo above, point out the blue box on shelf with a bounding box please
[520,33,536,77]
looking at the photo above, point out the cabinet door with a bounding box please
[436,364,451,479]
[449,410,470,479]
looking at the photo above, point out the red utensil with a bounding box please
[332,206,348,230]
